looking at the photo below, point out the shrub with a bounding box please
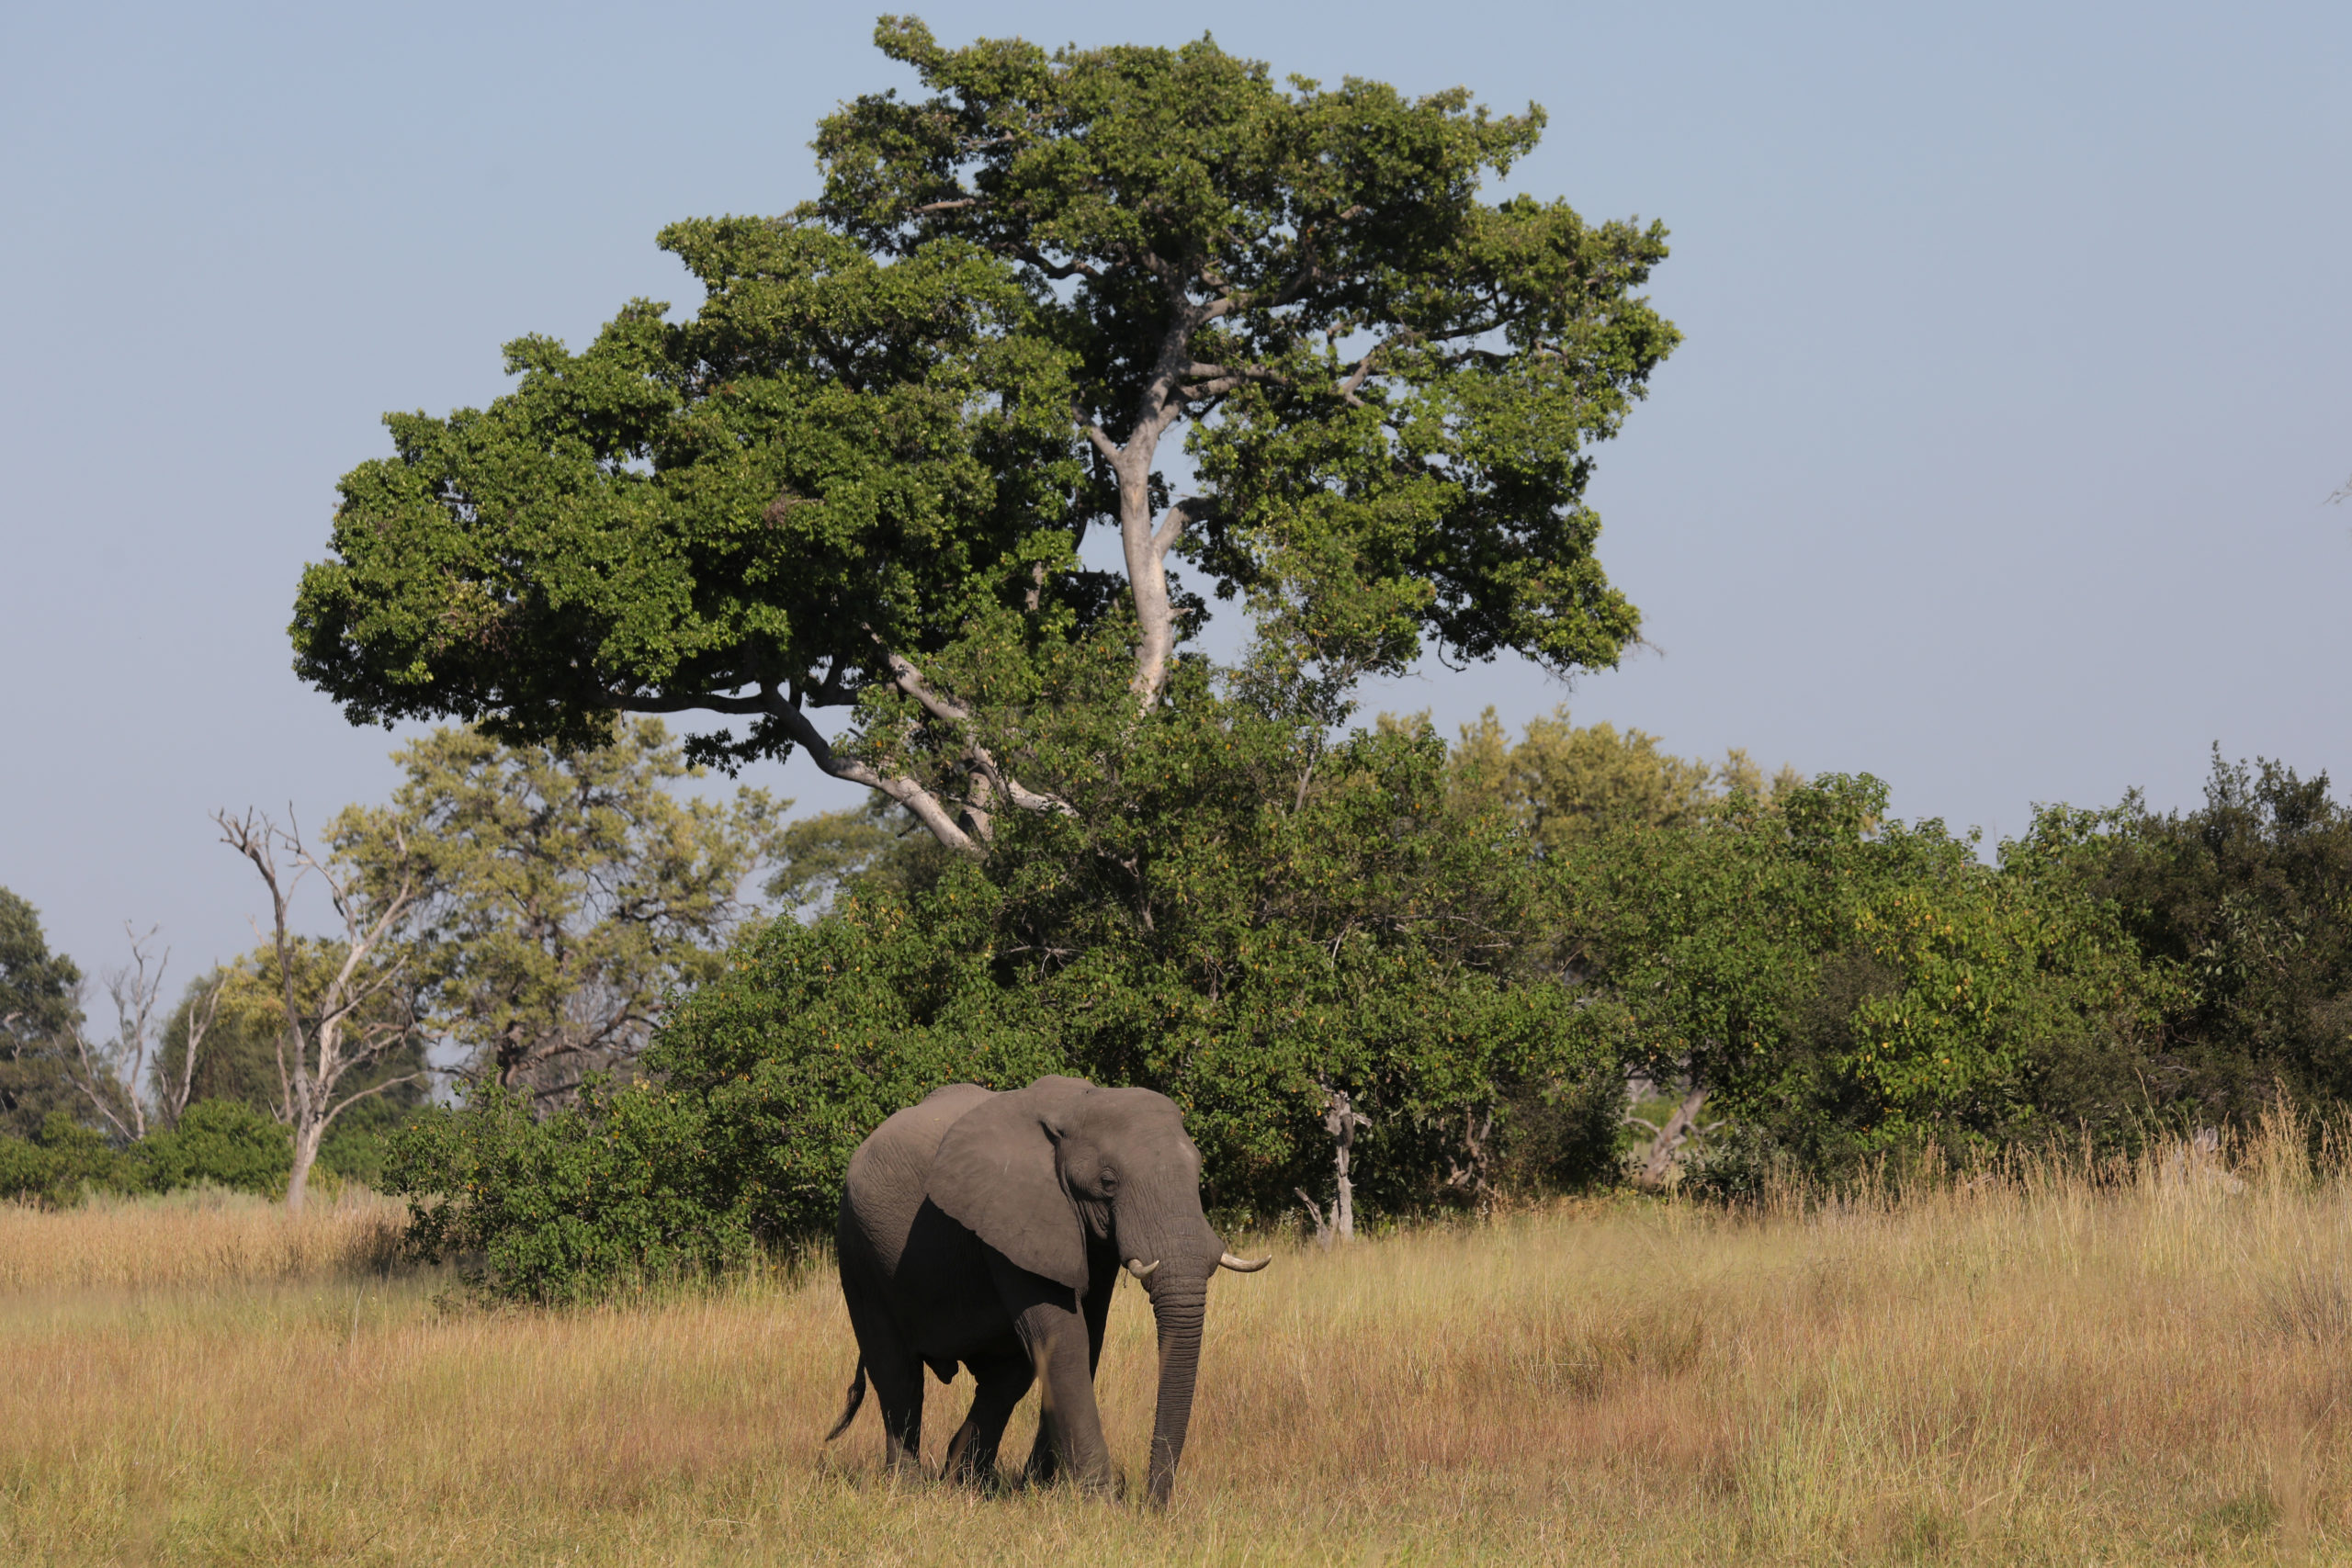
[1560,778,2174,1182]
[383,1080,762,1304]
[140,1100,293,1197]
[0,1112,137,1206]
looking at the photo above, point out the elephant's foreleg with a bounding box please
[1028,1270,1114,1486]
[1015,1300,1115,1495]
[943,1349,1033,1489]
[1023,1409,1059,1486]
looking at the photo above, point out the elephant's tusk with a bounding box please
[1219,1251,1272,1273]
[1125,1258,1160,1280]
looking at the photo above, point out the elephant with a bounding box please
[823,1074,1269,1507]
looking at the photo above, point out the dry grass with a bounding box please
[0,1185,405,1292]
[5,1128,2352,1564]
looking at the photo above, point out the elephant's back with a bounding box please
[840,1083,994,1275]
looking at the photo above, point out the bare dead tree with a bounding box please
[1295,1085,1371,1247]
[63,924,174,1144]
[217,809,424,1212]
[1625,1081,1721,1191]
[157,975,224,1133]
[1442,1104,1498,1212]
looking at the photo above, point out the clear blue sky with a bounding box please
[3,0,2346,989]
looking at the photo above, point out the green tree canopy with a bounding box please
[289,18,1677,857]
[1443,704,1796,854]
[157,967,281,1115]
[2093,751,2352,1121]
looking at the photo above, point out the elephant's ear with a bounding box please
[926,1076,1095,1290]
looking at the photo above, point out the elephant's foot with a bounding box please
[942,1435,1006,1492]
[882,1439,926,1485]
[1014,1458,1123,1502]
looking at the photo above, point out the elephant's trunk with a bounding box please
[1144,1281,1207,1509]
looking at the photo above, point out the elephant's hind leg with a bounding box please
[865,1352,926,1479]
[842,1281,926,1478]
[942,1348,1034,1490]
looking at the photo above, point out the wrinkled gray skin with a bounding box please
[827,1075,1256,1507]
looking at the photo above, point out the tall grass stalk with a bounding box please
[4,1125,2351,1562]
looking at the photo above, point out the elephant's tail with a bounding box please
[823,1359,867,1442]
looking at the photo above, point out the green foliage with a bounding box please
[2092,751,2352,1120]
[297,23,1694,1292]
[401,673,1625,1296]
[647,887,1065,1247]
[317,1122,396,1190]
[820,19,1677,678]
[386,715,2352,1297]
[293,218,1095,764]
[1444,704,1796,852]
[763,796,953,914]
[0,1112,134,1206]
[176,944,430,1136]
[383,1081,760,1304]
[0,1101,299,1206]
[288,21,1677,856]
[140,1100,293,1197]
[1559,775,2169,1183]
[654,672,1615,1239]
[0,889,85,1140]
[328,719,783,1100]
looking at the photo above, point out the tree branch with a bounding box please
[757,686,980,856]
[1018,246,1102,282]
[593,687,769,717]
[1338,343,1385,407]
[65,1006,138,1145]
[1149,499,1203,558]
[326,1068,431,1123]
[166,974,224,1130]
[879,640,972,726]
[872,637,1075,822]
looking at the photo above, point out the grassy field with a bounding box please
[3,1132,2349,1565]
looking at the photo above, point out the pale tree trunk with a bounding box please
[158,978,222,1133]
[287,1120,327,1215]
[1093,307,1219,710]
[1443,1106,1497,1211]
[772,299,1223,854]
[1296,1086,1369,1247]
[1629,1084,1715,1191]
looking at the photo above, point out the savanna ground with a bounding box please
[5,1128,2351,1564]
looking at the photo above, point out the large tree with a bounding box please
[291,19,1677,852]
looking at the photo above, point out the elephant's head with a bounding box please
[926,1075,1267,1506]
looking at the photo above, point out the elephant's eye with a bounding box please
[1098,1168,1117,1193]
